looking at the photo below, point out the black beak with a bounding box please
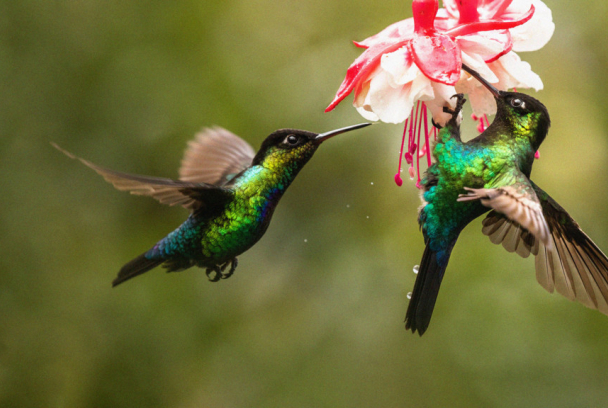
[461,64,502,98]
[314,123,371,143]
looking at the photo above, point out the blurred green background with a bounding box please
[2,0,608,407]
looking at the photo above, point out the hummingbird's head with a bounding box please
[462,64,551,150]
[251,123,370,170]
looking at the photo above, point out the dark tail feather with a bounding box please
[112,252,162,287]
[405,241,456,335]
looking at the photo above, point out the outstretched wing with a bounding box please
[53,143,233,212]
[480,181,608,315]
[457,176,551,248]
[179,126,255,186]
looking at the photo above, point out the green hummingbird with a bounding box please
[406,64,608,335]
[54,123,370,286]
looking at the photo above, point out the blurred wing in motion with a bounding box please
[52,143,233,212]
[179,126,256,186]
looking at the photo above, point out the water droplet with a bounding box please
[304,239,308,243]
[366,216,369,219]
[346,204,350,208]
[370,182,374,185]
[407,292,412,300]
[413,265,419,274]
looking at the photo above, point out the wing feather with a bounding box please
[53,143,233,211]
[479,181,608,316]
[179,127,255,186]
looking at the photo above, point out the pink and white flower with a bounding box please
[326,0,553,187]
[447,0,554,118]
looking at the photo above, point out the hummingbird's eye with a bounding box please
[510,98,525,109]
[284,135,299,146]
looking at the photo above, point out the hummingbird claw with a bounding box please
[220,258,238,280]
[205,265,222,282]
[443,94,466,118]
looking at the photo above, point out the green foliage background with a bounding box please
[2,1,608,406]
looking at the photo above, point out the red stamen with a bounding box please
[395,102,438,187]
[423,104,431,167]
[416,104,423,188]
[394,119,409,186]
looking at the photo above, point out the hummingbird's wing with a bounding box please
[179,127,256,186]
[457,181,552,248]
[480,182,608,315]
[53,143,233,211]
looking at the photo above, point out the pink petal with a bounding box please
[356,19,415,49]
[326,41,409,112]
[409,34,461,85]
[457,0,481,24]
[444,4,534,37]
[484,0,514,19]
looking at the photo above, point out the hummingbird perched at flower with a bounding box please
[406,64,608,335]
[54,123,370,287]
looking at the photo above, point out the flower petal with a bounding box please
[409,34,461,85]
[356,19,415,49]
[460,50,499,83]
[425,82,457,125]
[325,41,409,112]
[444,4,534,37]
[457,31,510,59]
[510,0,554,52]
[380,47,419,86]
[493,51,543,90]
[367,72,417,123]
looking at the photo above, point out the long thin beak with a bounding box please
[315,122,371,142]
[461,64,502,98]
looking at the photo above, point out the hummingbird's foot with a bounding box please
[220,258,238,280]
[205,265,222,282]
[443,94,466,118]
[431,119,442,130]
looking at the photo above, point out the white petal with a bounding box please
[381,47,419,86]
[460,51,499,83]
[511,0,555,52]
[456,74,497,116]
[457,33,505,58]
[425,82,457,126]
[410,72,435,102]
[495,52,543,91]
[432,81,458,105]
[366,71,415,124]
[467,85,498,116]
[355,105,380,122]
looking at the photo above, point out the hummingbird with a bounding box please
[405,64,608,335]
[54,123,370,287]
